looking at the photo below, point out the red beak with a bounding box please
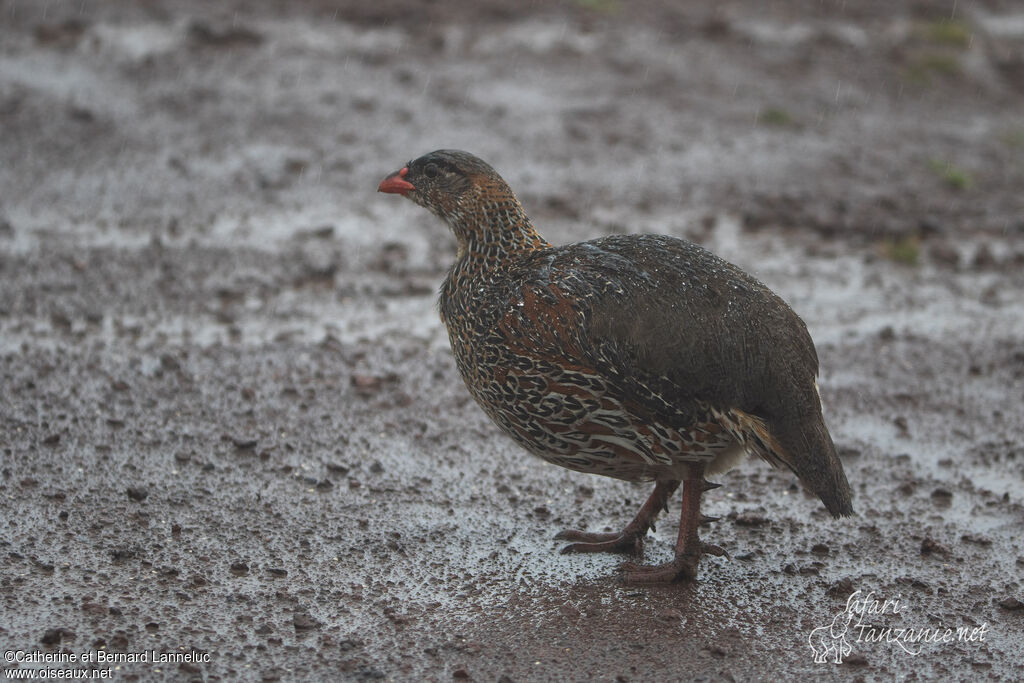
[377,166,415,195]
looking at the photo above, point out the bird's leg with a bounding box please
[621,464,726,583]
[556,479,680,555]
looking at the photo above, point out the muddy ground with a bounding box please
[2,0,1023,680]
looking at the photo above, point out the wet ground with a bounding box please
[2,0,1023,680]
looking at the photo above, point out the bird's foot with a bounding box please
[619,542,728,584]
[555,480,679,555]
[555,528,646,555]
[620,554,699,583]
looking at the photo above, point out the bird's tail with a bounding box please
[727,405,854,517]
[774,416,854,518]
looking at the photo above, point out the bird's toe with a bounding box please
[557,529,645,555]
[620,555,700,584]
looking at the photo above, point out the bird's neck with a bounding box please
[444,185,550,274]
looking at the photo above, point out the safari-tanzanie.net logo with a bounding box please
[808,590,989,664]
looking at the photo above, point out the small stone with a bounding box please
[41,627,73,645]
[827,577,855,598]
[126,486,148,502]
[734,512,769,527]
[352,374,383,391]
[110,547,136,562]
[961,534,992,546]
[231,436,258,450]
[998,597,1023,611]
[159,354,181,372]
[920,537,949,555]
[293,612,322,631]
[338,638,362,651]
[893,416,909,434]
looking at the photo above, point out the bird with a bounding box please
[377,150,853,583]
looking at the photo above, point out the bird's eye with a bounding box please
[424,163,439,178]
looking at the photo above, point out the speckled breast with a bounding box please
[440,271,739,482]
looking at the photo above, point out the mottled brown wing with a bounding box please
[529,236,852,516]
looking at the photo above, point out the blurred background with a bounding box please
[2,1,1022,680]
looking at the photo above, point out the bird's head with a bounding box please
[378,149,547,259]
[377,149,510,222]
